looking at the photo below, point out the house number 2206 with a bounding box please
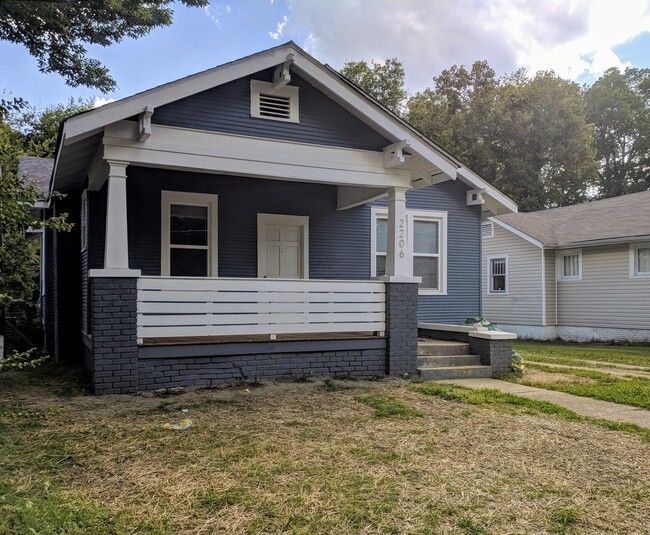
[398,218,406,258]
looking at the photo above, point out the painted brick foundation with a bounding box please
[90,277,138,394]
[385,282,419,375]
[138,348,385,390]
[468,336,514,373]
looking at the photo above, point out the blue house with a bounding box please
[45,42,516,393]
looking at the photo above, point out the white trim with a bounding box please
[161,191,218,277]
[257,213,309,279]
[556,248,582,281]
[540,249,546,327]
[481,221,494,239]
[102,121,413,190]
[629,242,650,278]
[80,189,88,252]
[486,254,509,295]
[489,217,543,248]
[250,79,299,123]
[89,268,141,278]
[371,206,447,295]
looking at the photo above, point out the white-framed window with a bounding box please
[481,221,494,239]
[161,191,218,277]
[630,242,650,278]
[487,255,508,294]
[250,80,299,123]
[80,189,88,252]
[371,207,447,295]
[557,249,582,281]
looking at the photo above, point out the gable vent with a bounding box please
[251,79,299,123]
[482,221,494,239]
[259,93,291,120]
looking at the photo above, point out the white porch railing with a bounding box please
[136,276,386,341]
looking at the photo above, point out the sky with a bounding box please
[2,0,650,111]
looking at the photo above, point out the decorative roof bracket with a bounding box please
[273,53,295,89]
[138,106,154,142]
[383,139,411,168]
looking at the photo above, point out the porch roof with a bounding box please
[51,41,516,216]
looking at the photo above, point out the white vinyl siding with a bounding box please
[544,249,556,325]
[558,244,650,330]
[482,222,543,325]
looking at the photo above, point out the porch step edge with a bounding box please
[418,365,492,381]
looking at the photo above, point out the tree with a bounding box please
[407,62,598,211]
[0,0,208,93]
[1,102,77,352]
[340,58,407,113]
[585,67,650,198]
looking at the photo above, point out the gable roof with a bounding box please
[17,156,53,198]
[53,42,516,214]
[494,190,650,247]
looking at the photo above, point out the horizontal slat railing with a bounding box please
[136,277,386,341]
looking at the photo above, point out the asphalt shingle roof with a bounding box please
[16,156,54,198]
[496,190,650,247]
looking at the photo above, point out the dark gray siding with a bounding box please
[374,180,482,324]
[152,69,390,151]
[87,170,480,324]
[117,167,371,279]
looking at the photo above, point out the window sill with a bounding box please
[487,292,509,296]
[418,289,447,296]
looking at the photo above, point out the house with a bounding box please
[45,42,517,393]
[482,191,650,342]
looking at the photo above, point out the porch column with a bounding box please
[87,160,141,394]
[383,186,419,376]
[385,187,411,277]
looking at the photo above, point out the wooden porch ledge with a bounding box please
[141,332,383,346]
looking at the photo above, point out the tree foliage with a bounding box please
[407,63,598,210]
[340,58,407,113]
[585,67,650,198]
[0,0,208,93]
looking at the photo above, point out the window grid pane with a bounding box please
[563,254,579,278]
[413,220,439,254]
[376,218,388,254]
[637,248,650,274]
[490,258,507,292]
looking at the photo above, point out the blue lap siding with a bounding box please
[152,69,390,151]
[373,180,482,324]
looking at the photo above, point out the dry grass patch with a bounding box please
[1,367,650,533]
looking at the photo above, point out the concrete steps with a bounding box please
[417,339,492,381]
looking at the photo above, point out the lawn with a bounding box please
[1,365,650,534]
[515,340,650,370]
[511,341,650,409]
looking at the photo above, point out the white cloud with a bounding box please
[269,15,289,40]
[285,0,650,90]
[93,97,116,108]
[203,5,220,27]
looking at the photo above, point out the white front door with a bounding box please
[257,214,309,279]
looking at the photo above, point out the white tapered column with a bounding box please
[89,160,140,278]
[386,187,411,278]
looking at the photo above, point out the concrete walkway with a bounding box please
[438,378,650,428]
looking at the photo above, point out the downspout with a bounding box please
[540,248,546,327]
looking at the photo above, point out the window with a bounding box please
[630,243,650,278]
[557,249,582,280]
[371,208,447,295]
[487,255,508,294]
[481,221,494,239]
[161,191,218,277]
[250,80,299,123]
[80,189,88,251]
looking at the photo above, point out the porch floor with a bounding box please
[141,332,383,346]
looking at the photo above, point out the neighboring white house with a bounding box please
[481,191,650,342]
